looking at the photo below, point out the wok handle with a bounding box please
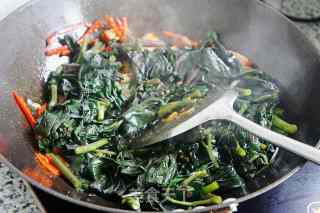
[226,109,320,165]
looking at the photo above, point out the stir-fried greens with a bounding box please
[13,16,299,211]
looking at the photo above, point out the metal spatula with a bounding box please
[130,89,320,165]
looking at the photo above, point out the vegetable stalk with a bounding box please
[48,83,58,110]
[182,170,208,187]
[165,194,222,207]
[48,153,82,190]
[238,88,252,97]
[272,115,298,134]
[201,130,219,168]
[75,138,109,155]
[158,99,194,118]
[35,152,60,176]
[201,181,220,194]
[97,101,109,121]
[235,142,246,157]
[121,196,140,211]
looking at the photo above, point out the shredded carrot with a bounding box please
[60,48,71,56]
[105,16,124,40]
[100,30,111,43]
[45,46,70,56]
[35,152,60,176]
[45,153,69,167]
[46,32,57,46]
[12,91,36,128]
[230,51,253,69]
[122,17,128,30]
[47,22,86,46]
[23,167,53,188]
[115,18,124,30]
[35,103,47,119]
[78,20,103,44]
[105,16,116,29]
[104,46,113,52]
[162,31,198,48]
[119,17,128,42]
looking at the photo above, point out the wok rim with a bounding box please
[1,0,320,212]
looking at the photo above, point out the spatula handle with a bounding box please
[227,109,320,165]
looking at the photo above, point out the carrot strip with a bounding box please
[35,153,60,176]
[230,51,253,68]
[60,48,71,56]
[162,31,177,38]
[77,23,91,44]
[45,153,69,167]
[119,17,128,42]
[45,46,70,56]
[104,46,113,52]
[23,167,53,188]
[122,17,128,30]
[77,20,102,44]
[47,22,86,46]
[162,31,198,48]
[46,32,57,46]
[12,91,36,128]
[35,103,47,119]
[105,16,122,38]
[115,18,124,30]
[105,16,116,29]
[100,30,111,43]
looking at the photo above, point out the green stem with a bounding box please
[253,92,278,103]
[235,142,246,157]
[272,114,298,134]
[96,149,116,156]
[76,38,89,64]
[238,103,249,114]
[48,153,81,190]
[202,181,220,194]
[201,130,219,168]
[238,88,252,97]
[121,196,140,211]
[75,138,109,155]
[48,83,58,110]
[182,170,208,187]
[158,99,194,118]
[165,194,222,207]
[144,78,162,86]
[97,101,109,121]
[272,126,288,136]
[274,108,284,116]
[186,89,204,99]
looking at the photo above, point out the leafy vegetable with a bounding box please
[22,17,300,211]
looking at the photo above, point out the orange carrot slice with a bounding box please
[35,153,60,176]
[12,91,36,128]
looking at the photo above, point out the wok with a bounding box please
[1,0,320,212]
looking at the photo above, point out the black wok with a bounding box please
[1,0,320,212]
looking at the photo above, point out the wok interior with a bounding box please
[1,0,320,211]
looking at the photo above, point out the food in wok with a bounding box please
[12,16,298,211]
